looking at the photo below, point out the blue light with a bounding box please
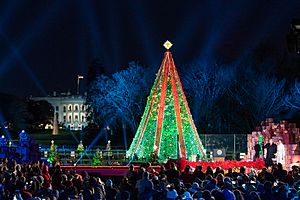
[0,1,67,77]
[0,113,12,141]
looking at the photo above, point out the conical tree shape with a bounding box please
[52,113,59,135]
[127,49,206,162]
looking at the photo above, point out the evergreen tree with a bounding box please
[127,44,206,162]
[48,140,58,165]
[92,148,102,166]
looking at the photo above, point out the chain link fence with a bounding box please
[37,134,249,165]
[199,134,248,160]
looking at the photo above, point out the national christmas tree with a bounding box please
[127,41,206,161]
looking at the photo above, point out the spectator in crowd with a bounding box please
[225,168,233,178]
[166,183,178,199]
[206,166,214,177]
[159,165,167,177]
[222,177,235,200]
[273,163,287,182]
[126,164,138,187]
[216,173,225,188]
[180,165,193,184]
[2,157,300,200]
[193,165,206,181]
[166,163,180,183]
[293,167,300,183]
[105,179,118,199]
[136,171,155,200]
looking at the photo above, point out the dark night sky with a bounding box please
[1,0,300,97]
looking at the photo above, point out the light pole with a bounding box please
[77,75,84,95]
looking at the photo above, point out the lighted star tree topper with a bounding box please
[127,41,206,161]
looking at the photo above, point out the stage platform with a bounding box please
[168,158,266,172]
[60,165,161,176]
[60,156,300,177]
[60,158,266,177]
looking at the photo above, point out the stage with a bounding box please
[60,159,267,177]
[60,165,161,176]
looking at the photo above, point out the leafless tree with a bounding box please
[285,80,300,110]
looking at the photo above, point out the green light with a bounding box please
[127,50,206,162]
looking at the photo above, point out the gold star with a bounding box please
[163,40,173,50]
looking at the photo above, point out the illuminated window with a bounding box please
[75,115,78,122]
[68,115,72,122]
[68,105,72,111]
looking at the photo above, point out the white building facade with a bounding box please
[31,93,88,130]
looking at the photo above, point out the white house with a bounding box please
[31,92,88,131]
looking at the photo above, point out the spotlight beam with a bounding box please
[0,113,12,141]
[128,1,156,66]
[232,1,293,63]
[105,0,121,68]
[194,1,250,61]
[77,1,108,62]
[0,33,47,95]
[74,129,104,165]
[0,1,67,76]
[0,1,25,29]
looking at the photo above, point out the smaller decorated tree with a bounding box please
[77,140,85,157]
[150,151,159,164]
[106,140,112,157]
[106,140,112,165]
[92,148,102,166]
[48,140,58,165]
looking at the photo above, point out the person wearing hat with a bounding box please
[182,191,193,200]
[166,184,178,199]
[189,182,200,194]
[191,182,203,199]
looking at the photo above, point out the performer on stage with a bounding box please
[276,139,285,165]
[254,142,261,161]
[264,138,277,167]
[106,140,112,165]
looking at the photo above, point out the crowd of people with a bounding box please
[1,158,300,200]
